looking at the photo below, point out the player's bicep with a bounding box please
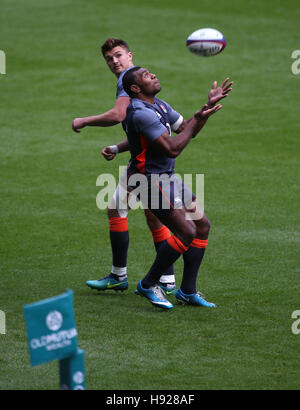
[112,96,130,122]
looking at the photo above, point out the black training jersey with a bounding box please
[124,97,183,175]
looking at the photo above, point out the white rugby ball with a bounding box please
[186,28,226,57]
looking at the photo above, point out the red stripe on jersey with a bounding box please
[136,135,149,174]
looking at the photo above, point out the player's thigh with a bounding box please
[107,181,131,218]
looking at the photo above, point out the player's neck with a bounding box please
[116,63,134,78]
[137,94,155,104]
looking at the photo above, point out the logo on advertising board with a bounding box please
[46,311,63,331]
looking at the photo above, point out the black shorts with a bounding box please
[127,172,196,220]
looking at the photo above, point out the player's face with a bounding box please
[136,69,162,96]
[104,46,133,76]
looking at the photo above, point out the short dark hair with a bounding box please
[122,66,142,98]
[101,38,130,56]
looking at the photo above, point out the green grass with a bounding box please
[1,0,300,390]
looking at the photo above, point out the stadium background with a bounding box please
[0,0,299,389]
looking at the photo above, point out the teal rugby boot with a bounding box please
[86,274,128,292]
[158,281,177,296]
[176,288,216,307]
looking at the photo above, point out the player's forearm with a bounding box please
[116,138,129,153]
[82,110,124,127]
[169,116,207,157]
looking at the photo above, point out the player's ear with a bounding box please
[130,84,140,95]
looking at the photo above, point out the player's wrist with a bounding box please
[193,111,206,121]
[109,145,119,154]
[207,99,215,108]
[80,118,88,128]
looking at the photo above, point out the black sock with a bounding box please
[180,247,206,294]
[109,217,129,271]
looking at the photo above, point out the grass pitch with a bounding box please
[0,0,300,390]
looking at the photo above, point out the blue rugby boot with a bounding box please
[176,288,216,307]
[86,274,128,292]
[136,280,173,309]
[134,282,177,296]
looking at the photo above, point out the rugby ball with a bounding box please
[186,28,226,57]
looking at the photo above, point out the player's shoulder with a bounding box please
[128,99,159,127]
[117,70,126,85]
[118,65,136,85]
[130,99,157,118]
[130,98,147,110]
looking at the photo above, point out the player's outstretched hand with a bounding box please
[208,77,233,107]
[194,103,222,120]
[101,146,116,161]
[72,118,85,133]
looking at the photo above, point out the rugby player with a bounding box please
[72,39,177,294]
[121,66,233,309]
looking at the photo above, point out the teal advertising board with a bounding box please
[24,289,78,367]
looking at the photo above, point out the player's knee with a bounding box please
[107,207,119,219]
[196,217,211,238]
[204,217,211,235]
[180,224,197,246]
